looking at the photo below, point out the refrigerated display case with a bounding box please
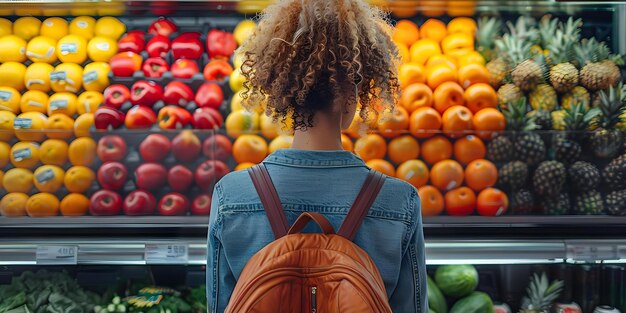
[0,0,625,312]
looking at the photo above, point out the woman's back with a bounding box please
[207,149,427,312]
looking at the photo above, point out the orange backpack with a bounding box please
[224,164,393,313]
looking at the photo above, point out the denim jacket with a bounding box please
[207,149,428,313]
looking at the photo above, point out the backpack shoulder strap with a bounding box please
[248,164,290,239]
[338,170,386,241]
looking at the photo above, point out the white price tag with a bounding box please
[36,245,78,265]
[145,243,189,264]
[566,244,617,261]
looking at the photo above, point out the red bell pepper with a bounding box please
[195,83,224,109]
[103,84,130,109]
[172,32,203,60]
[118,30,146,54]
[163,81,194,107]
[146,35,171,59]
[125,105,157,129]
[192,107,223,130]
[95,106,126,130]
[110,52,142,77]
[130,80,163,107]
[203,59,233,82]
[207,29,237,59]
[148,17,178,37]
[158,105,192,129]
[171,59,199,79]
[142,57,170,78]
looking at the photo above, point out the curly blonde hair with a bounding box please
[238,0,401,130]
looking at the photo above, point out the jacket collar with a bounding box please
[263,148,366,168]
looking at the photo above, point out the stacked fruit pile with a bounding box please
[427,264,494,313]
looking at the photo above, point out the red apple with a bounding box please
[97,135,127,162]
[139,134,171,162]
[89,190,122,216]
[202,134,232,161]
[191,194,211,215]
[97,162,128,190]
[195,160,230,190]
[158,192,189,216]
[168,165,193,192]
[171,130,201,163]
[135,163,168,191]
[123,190,157,216]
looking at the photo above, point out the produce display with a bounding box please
[427,264,494,313]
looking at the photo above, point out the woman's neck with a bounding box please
[291,110,344,151]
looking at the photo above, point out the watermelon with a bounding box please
[449,291,494,313]
[435,265,479,297]
[427,275,447,313]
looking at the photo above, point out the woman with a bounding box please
[207,0,427,312]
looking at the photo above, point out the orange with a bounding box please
[433,81,465,114]
[225,110,260,138]
[0,193,29,217]
[465,159,498,192]
[64,166,95,193]
[68,137,96,166]
[447,0,477,17]
[442,105,473,138]
[388,135,419,165]
[426,55,457,73]
[441,33,474,58]
[3,168,34,193]
[426,64,458,90]
[399,63,426,88]
[401,83,433,113]
[457,51,486,67]
[60,193,89,216]
[0,142,8,168]
[420,19,447,43]
[26,193,59,217]
[477,187,509,216]
[430,159,464,191]
[10,141,40,169]
[345,108,377,139]
[366,159,396,177]
[447,17,477,35]
[418,185,444,216]
[464,83,498,114]
[453,135,486,165]
[472,108,506,140]
[33,165,65,193]
[341,134,354,152]
[396,42,410,64]
[409,107,442,138]
[45,113,74,140]
[268,135,293,153]
[74,113,94,138]
[421,135,452,165]
[393,20,420,47]
[390,2,418,18]
[235,162,256,171]
[409,39,441,65]
[396,159,429,188]
[354,134,386,162]
[233,134,269,164]
[377,107,409,138]
[445,187,476,216]
[458,64,490,89]
[419,0,446,17]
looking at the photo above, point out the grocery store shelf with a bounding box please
[423,216,626,227]
[0,216,210,228]
[1,238,625,265]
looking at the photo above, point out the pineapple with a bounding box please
[589,84,626,159]
[538,15,559,51]
[541,192,571,215]
[529,84,558,111]
[603,154,626,191]
[547,18,581,93]
[497,83,523,110]
[498,161,529,190]
[527,110,552,130]
[493,33,532,90]
[510,189,536,215]
[502,99,547,166]
[533,161,566,197]
[561,86,590,110]
[573,190,604,215]
[606,190,626,216]
[576,38,623,91]
[568,161,600,191]
[513,57,546,92]
[486,58,510,89]
[476,17,503,62]
[554,101,599,164]
[506,16,539,44]
[551,110,566,130]
[486,135,514,163]
[553,136,581,165]
[519,272,564,313]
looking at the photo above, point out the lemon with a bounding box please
[13,17,41,41]
[0,141,10,168]
[26,36,58,63]
[0,111,16,141]
[10,141,40,169]
[0,62,27,91]
[0,35,27,63]
[45,114,74,140]
[26,193,60,217]
[56,34,88,64]
[24,62,54,92]
[87,36,118,62]
[229,68,246,93]
[234,20,256,45]
[0,87,21,114]
[82,62,110,92]
[3,168,34,193]
[69,16,96,39]
[0,193,29,217]
[48,92,78,117]
[94,17,125,40]
[77,91,103,114]
[39,139,69,166]
[20,90,48,114]
[51,63,83,93]
[0,18,12,37]
[33,165,65,193]
[74,113,94,138]
[40,17,68,40]
[14,112,47,142]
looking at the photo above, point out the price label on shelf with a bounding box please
[145,243,189,264]
[36,245,78,265]
[566,243,617,261]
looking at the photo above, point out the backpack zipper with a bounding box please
[311,287,317,313]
